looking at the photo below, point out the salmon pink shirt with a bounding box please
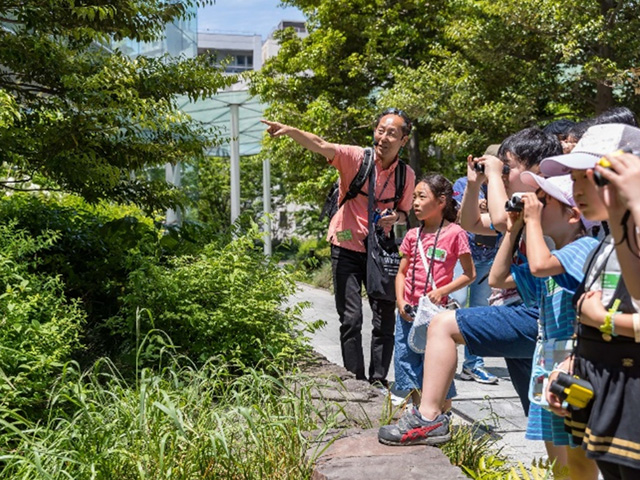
[327,145,416,253]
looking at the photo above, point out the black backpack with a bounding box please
[319,148,407,221]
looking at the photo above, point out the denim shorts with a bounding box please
[456,303,538,359]
[394,311,456,399]
[456,302,538,414]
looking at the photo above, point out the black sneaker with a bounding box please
[378,407,451,446]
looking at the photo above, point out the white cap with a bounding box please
[540,123,640,176]
[520,172,600,230]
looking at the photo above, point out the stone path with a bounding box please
[291,282,548,467]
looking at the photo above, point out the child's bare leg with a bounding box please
[412,390,452,412]
[545,442,568,479]
[418,310,465,420]
[566,445,599,480]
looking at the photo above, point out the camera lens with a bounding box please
[403,304,416,318]
[473,163,484,173]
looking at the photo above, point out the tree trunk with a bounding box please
[408,127,421,175]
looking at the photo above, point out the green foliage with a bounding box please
[382,0,640,159]
[0,352,338,479]
[441,424,509,477]
[0,193,224,365]
[296,237,331,268]
[0,0,232,210]
[507,460,555,480]
[0,194,157,334]
[190,154,271,232]
[0,222,85,415]
[110,225,310,366]
[254,0,640,232]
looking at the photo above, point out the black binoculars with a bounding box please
[474,162,510,175]
[505,193,525,212]
[403,304,416,319]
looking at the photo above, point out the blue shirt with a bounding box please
[510,235,599,444]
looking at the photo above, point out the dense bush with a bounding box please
[0,222,85,414]
[109,226,310,366]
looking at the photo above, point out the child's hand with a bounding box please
[545,357,573,417]
[577,290,608,328]
[426,288,445,305]
[481,155,506,178]
[521,192,544,225]
[466,155,484,183]
[595,151,640,220]
[506,210,524,233]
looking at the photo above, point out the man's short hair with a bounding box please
[375,108,412,137]
[497,127,562,170]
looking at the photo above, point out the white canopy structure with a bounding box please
[178,88,272,253]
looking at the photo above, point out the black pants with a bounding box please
[597,460,640,480]
[331,245,395,383]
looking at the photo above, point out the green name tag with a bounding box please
[602,272,620,291]
[545,277,561,296]
[336,229,353,242]
[426,247,447,262]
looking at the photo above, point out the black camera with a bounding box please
[474,162,510,175]
[403,304,416,319]
[505,192,525,212]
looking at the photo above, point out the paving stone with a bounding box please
[311,429,467,480]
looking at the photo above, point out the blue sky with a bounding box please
[198,0,305,39]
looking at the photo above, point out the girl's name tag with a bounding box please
[426,246,447,262]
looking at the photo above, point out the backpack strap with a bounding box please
[337,147,374,209]
[377,159,407,209]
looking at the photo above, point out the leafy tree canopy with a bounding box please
[252,0,640,212]
[0,0,232,210]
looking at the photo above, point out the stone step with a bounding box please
[311,429,467,480]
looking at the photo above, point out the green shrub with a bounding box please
[109,226,310,366]
[295,237,331,272]
[309,261,333,290]
[0,222,85,415]
[0,193,214,362]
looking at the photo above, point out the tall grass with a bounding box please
[0,340,341,479]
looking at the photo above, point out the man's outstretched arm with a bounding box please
[261,120,337,160]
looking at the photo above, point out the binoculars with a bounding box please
[505,192,526,212]
[404,304,416,319]
[548,372,594,409]
[474,162,510,175]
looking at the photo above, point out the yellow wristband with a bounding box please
[600,299,621,340]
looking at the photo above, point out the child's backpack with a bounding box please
[319,148,407,221]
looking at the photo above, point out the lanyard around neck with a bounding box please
[410,217,445,300]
